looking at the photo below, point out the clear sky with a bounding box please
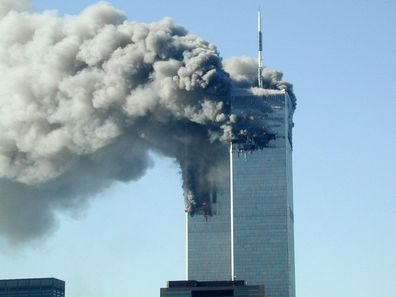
[1,1,395,297]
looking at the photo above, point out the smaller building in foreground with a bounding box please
[161,280,264,297]
[0,278,65,297]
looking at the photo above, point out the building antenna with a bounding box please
[257,7,263,88]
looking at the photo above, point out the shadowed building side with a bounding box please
[187,167,232,281]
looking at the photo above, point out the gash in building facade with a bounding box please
[187,88,296,297]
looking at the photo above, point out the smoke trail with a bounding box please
[0,1,295,243]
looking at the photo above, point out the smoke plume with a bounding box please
[0,1,295,243]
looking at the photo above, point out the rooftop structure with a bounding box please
[161,280,264,297]
[0,278,65,297]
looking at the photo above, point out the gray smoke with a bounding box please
[224,56,296,106]
[0,1,295,243]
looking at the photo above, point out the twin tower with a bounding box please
[186,10,296,297]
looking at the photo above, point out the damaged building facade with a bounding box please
[186,88,296,297]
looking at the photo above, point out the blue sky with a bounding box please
[1,1,395,297]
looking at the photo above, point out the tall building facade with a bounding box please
[187,166,231,280]
[187,88,295,297]
[0,278,65,297]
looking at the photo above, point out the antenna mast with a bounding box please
[257,8,263,88]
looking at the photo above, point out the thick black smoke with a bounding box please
[0,1,295,243]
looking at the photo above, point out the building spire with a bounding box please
[257,8,263,88]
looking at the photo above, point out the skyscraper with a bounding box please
[187,88,295,297]
[231,89,295,297]
[186,9,296,297]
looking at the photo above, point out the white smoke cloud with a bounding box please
[0,0,31,18]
